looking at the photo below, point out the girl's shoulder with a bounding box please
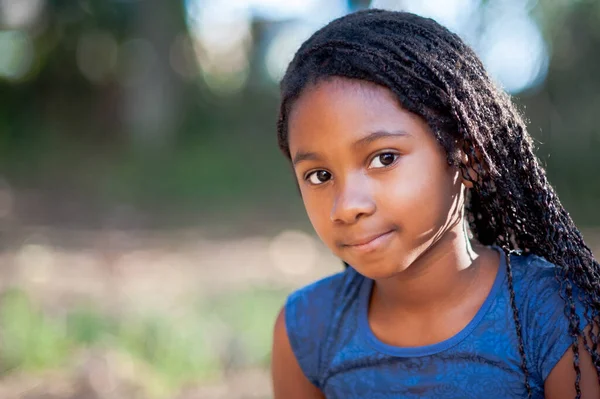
[508,251,583,307]
[508,251,589,381]
[509,251,562,290]
[508,251,583,322]
[285,266,365,341]
[284,266,365,388]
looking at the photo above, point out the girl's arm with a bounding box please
[271,307,326,399]
[544,326,600,399]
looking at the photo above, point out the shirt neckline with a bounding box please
[358,247,508,357]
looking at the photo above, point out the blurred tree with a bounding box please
[519,0,600,225]
[1,0,189,148]
[121,0,188,148]
[0,0,598,228]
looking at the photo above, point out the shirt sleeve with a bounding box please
[523,256,589,382]
[284,270,348,388]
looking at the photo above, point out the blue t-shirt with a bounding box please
[285,251,587,398]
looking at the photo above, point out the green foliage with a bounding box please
[0,0,597,229]
[0,289,71,373]
[202,288,287,367]
[117,314,219,387]
[0,287,286,391]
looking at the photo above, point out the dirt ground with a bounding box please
[0,227,598,399]
[0,227,341,399]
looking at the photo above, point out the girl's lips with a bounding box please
[343,230,395,253]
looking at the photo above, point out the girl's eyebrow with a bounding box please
[352,130,412,150]
[292,130,412,166]
[292,150,321,166]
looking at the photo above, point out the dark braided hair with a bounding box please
[276,9,600,398]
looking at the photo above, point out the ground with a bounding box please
[0,227,598,399]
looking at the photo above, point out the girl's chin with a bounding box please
[348,261,409,280]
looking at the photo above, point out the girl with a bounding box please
[270,9,600,399]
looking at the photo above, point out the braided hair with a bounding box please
[276,9,600,398]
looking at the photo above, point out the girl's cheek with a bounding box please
[382,168,446,226]
[303,194,331,231]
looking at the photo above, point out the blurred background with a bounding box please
[0,0,598,398]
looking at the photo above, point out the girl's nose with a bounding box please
[330,179,376,224]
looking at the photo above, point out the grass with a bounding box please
[0,289,71,374]
[0,286,287,397]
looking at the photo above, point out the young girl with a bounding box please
[270,9,599,399]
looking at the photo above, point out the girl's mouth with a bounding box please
[343,230,395,253]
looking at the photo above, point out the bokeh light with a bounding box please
[0,1,598,397]
[0,30,34,81]
[0,0,45,29]
[478,2,549,92]
[268,230,318,276]
[265,23,315,82]
[185,0,252,95]
[372,0,549,93]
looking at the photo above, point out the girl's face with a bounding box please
[288,78,468,279]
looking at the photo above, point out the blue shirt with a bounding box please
[285,251,587,398]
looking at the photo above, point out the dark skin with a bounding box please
[271,77,600,398]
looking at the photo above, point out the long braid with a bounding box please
[504,250,533,397]
[276,9,600,396]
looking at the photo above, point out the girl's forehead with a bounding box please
[290,78,398,129]
[288,77,425,143]
[300,77,390,104]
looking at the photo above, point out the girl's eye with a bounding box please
[369,152,399,169]
[306,170,332,185]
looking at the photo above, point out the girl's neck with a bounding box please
[371,226,499,316]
